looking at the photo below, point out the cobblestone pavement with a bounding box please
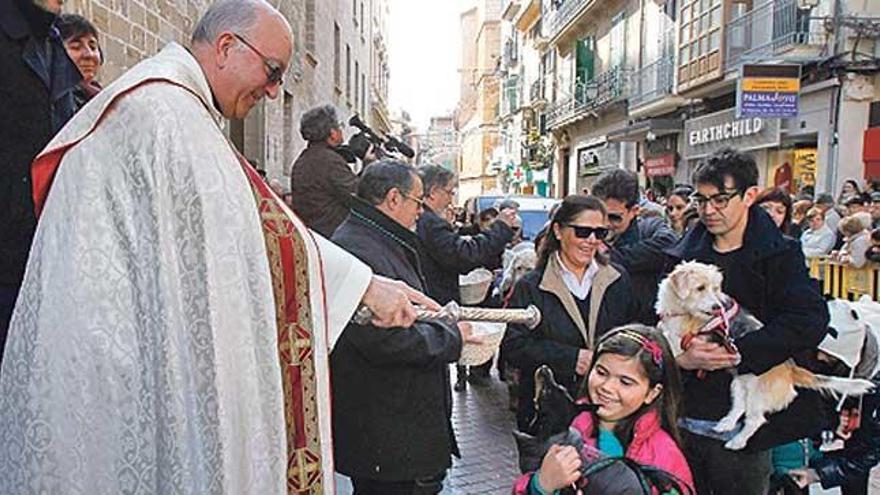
[442,370,519,494]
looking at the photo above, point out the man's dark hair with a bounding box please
[56,14,99,42]
[417,164,455,197]
[591,168,639,207]
[357,160,416,205]
[691,148,758,193]
[300,104,339,143]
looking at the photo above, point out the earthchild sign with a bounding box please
[737,64,801,119]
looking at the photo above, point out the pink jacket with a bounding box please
[512,409,694,494]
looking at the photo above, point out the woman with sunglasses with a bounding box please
[501,195,640,430]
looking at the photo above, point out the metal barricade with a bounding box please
[807,257,880,301]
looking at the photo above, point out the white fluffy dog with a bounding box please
[656,261,874,450]
[496,242,537,302]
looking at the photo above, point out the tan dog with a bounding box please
[656,261,874,450]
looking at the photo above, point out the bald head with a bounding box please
[191,0,293,119]
[192,0,290,45]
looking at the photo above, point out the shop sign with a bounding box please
[577,141,620,176]
[738,64,801,119]
[645,153,676,177]
[684,108,780,160]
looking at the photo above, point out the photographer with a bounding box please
[290,104,358,237]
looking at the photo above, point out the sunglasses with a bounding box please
[233,33,284,86]
[564,224,609,240]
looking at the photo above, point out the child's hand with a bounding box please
[537,444,582,492]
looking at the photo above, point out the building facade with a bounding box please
[456,0,504,202]
[64,0,392,184]
[498,0,880,199]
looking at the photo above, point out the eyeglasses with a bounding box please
[690,190,742,211]
[233,33,284,87]
[403,193,425,209]
[564,224,609,240]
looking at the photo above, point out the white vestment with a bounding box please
[0,43,371,494]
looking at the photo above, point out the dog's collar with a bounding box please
[677,300,741,379]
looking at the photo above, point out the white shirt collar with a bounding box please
[555,252,599,300]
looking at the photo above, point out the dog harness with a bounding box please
[675,300,740,379]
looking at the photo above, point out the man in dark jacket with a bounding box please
[1,0,81,362]
[331,161,469,495]
[665,148,829,495]
[591,168,678,324]
[290,104,358,237]
[416,165,516,306]
[416,164,515,389]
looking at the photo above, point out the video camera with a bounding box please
[348,114,415,159]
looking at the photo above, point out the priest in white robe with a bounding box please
[0,1,436,493]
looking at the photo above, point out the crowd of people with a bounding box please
[2,1,880,495]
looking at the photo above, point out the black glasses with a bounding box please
[402,192,425,209]
[690,190,742,210]
[565,224,609,240]
[233,33,284,86]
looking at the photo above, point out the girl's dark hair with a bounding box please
[537,195,608,269]
[584,324,684,449]
[755,187,794,235]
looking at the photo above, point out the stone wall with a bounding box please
[63,0,389,184]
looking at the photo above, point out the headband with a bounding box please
[598,329,664,370]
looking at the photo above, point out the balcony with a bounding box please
[547,0,595,42]
[546,66,627,130]
[628,58,675,109]
[725,0,828,72]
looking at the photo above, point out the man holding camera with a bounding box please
[290,104,358,237]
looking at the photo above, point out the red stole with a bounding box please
[239,158,326,494]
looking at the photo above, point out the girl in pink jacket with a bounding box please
[513,325,694,494]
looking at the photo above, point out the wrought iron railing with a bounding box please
[547,0,591,40]
[725,0,828,71]
[628,57,675,108]
[546,66,627,129]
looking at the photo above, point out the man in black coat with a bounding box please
[415,164,515,389]
[1,0,81,362]
[331,161,470,495]
[591,168,678,324]
[665,148,829,495]
[290,104,358,237]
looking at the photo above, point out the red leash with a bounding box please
[676,301,740,379]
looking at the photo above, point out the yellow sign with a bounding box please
[794,148,818,188]
[741,78,801,92]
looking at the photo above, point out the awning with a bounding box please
[607,118,683,143]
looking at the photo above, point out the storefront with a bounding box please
[682,107,782,187]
